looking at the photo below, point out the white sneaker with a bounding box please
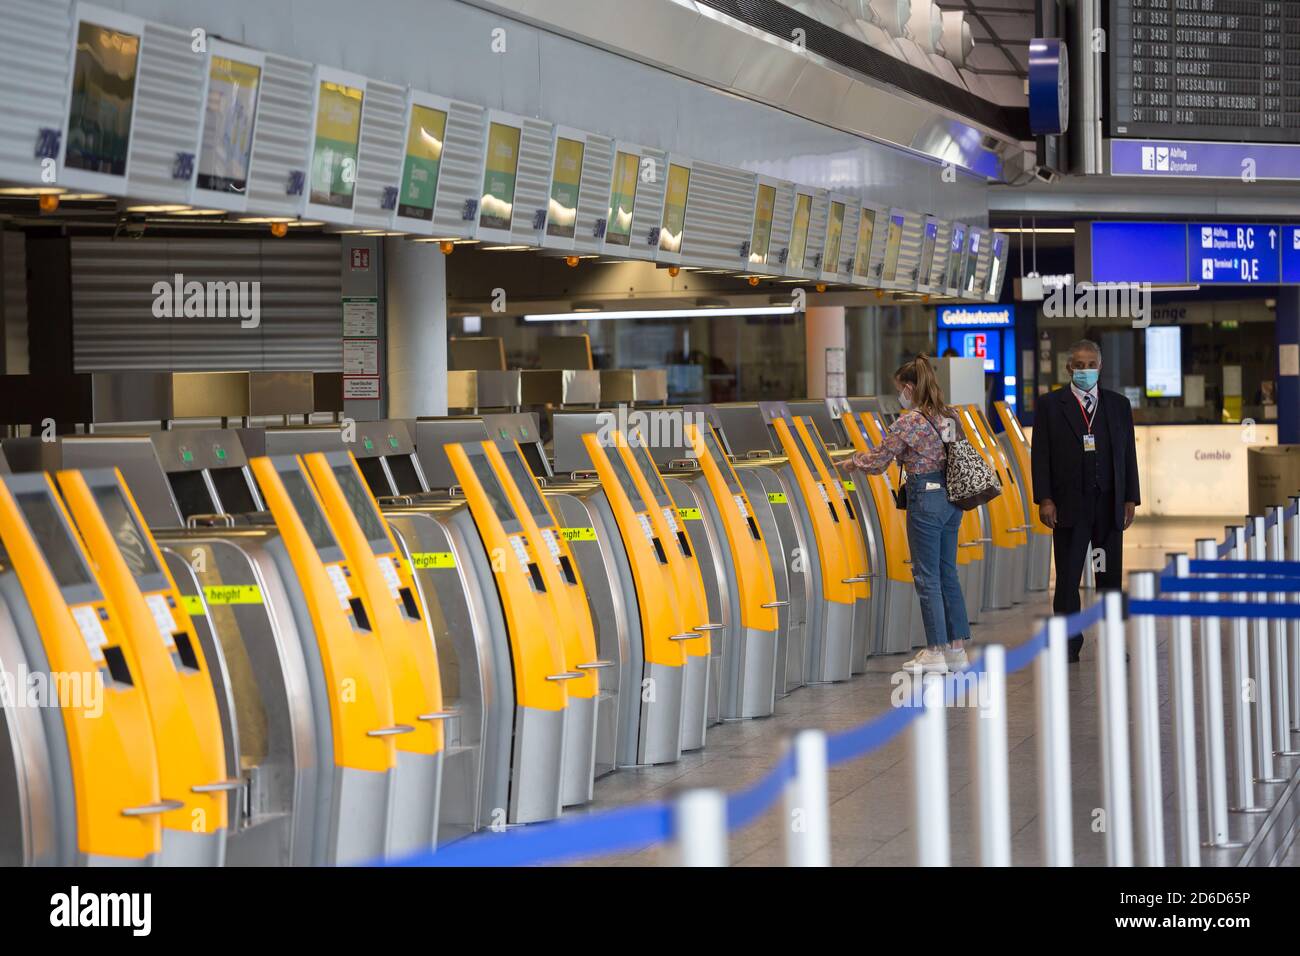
[902,648,948,674]
[944,646,970,670]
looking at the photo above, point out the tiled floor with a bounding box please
[566,517,1300,866]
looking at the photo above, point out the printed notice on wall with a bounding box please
[343,339,379,376]
[343,297,379,337]
[1280,344,1299,377]
[343,376,380,400]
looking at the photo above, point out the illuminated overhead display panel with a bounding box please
[915,215,942,294]
[818,194,857,284]
[852,203,885,288]
[303,66,367,224]
[390,90,452,234]
[962,226,985,298]
[190,40,265,213]
[942,222,969,297]
[58,7,146,197]
[601,141,667,260]
[745,175,795,277]
[678,159,756,272]
[540,125,592,252]
[879,208,911,290]
[474,109,554,247]
[655,156,692,266]
[983,231,1009,301]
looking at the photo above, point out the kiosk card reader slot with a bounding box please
[57,468,233,866]
[0,472,164,866]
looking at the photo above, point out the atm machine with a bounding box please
[681,422,782,717]
[300,452,449,854]
[994,401,1051,592]
[0,471,166,866]
[57,468,234,866]
[697,403,806,694]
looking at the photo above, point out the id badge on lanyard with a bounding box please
[1075,391,1097,452]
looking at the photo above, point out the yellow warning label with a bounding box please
[181,594,206,616]
[560,527,596,541]
[843,480,855,491]
[411,552,456,569]
[203,585,263,605]
[677,507,701,521]
[767,492,787,504]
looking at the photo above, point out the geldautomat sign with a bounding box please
[936,305,1013,328]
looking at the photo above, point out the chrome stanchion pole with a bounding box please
[1249,516,1285,783]
[672,789,728,866]
[1035,617,1073,866]
[973,644,1011,867]
[1290,497,1300,735]
[1098,590,1134,866]
[1225,525,1263,814]
[782,730,831,866]
[1128,572,1165,866]
[912,673,950,866]
[1166,555,1201,866]
[1268,507,1299,757]
[1193,540,1243,848]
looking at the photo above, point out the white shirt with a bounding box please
[1070,381,1099,418]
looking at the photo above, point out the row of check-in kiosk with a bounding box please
[0,396,1050,866]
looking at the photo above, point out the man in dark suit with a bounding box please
[1031,339,1140,661]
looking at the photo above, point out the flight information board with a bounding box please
[1109,1,1300,144]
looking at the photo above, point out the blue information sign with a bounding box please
[1189,223,1280,285]
[1282,227,1300,285]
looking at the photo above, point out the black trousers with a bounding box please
[1051,490,1122,649]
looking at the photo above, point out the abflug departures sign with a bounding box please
[1108,0,1300,144]
[1086,221,1300,285]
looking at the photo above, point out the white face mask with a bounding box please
[898,387,913,410]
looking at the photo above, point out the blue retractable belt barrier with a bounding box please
[1161,575,1300,593]
[1129,598,1300,620]
[1187,558,1300,575]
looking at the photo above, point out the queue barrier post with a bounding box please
[1192,541,1243,849]
[783,730,831,866]
[973,644,1011,867]
[1289,497,1300,735]
[912,673,950,866]
[672,789,728,866]
[1249,516,1285,783]
[1098,590,1134,866]
[1267,506,1299,757]
[1128,572,1165,866]
[1035,618,1073,866]
[1225,525,1263,813]
[1166,555,1201,866]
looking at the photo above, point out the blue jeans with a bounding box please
[905,471,971,648]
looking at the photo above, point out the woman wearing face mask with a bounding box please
[842,354,970,673]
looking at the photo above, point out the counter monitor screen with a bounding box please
[503,451,552,523]
[210,467,258,515]
[606,150,639,247]
[15,490,96,591]
[790,193,812,271]
[882,213,905,281]
[628,438,670,506]
[278,468,343,558]
[468,452,519,525]
[701,428,742,495]
[1145,325,1183,398]
[946,225,966,289]
[65,21,141,178]
[355,456,393,497]
[90,484,162,582]
[331,464,392,554]
[604,444,648,509]
[197,55,261,195]
[383,454,425,496]
[853,208,877,277]
[918,219,938,285]
[964,229,982,293]
[824,201,845,272]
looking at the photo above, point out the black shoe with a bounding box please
[1067,636,1083,663]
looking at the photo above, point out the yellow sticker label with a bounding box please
[843,480,856,491]
[411,552,456,569]
[560,527,596,541]
[181,594,206,616]
[767,492,788,504]
[677,507,701,521]
[203,585,263,605]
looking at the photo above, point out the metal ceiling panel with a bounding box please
[351,78,406,230]
[430,97,487,240]
[244,51,315,218]
[125,20,207,204]
[677,158,755,270]
[0,0,71,188]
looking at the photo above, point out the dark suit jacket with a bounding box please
[1031,386,1140,530]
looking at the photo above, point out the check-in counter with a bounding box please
[956,406,1026,610]
[57,468,233,866]
[994,401,1051,593]
[0,472,165,865]
[676,423,783,716]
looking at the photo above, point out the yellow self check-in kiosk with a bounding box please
[994,401,1051,593]
[581,430,692,763]
[248,456,399,864]
[57,468,234,866]
[301,451,447,854]
[618,428,723,753]
[767,415,857,679]
[444,440,573,823]
[955,407,1024,610]
[494,441,607,806]
[793,416,873,673]
[968,405,1030,605]
[0,471,165,866]
[684,422,781,718]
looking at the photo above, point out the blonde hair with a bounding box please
[894,354,951,421]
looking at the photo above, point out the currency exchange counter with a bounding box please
[993,401,1051,593]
